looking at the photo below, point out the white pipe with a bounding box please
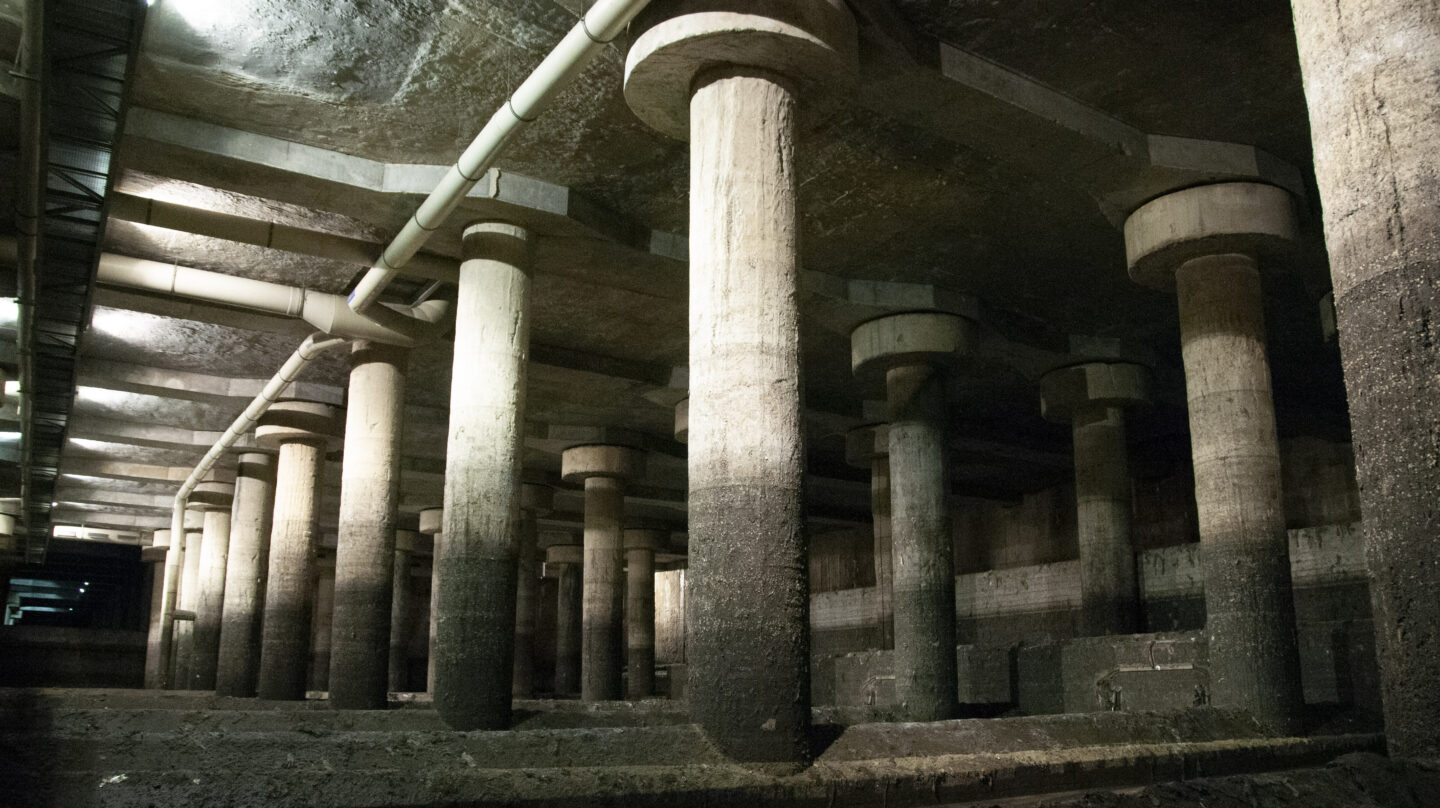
[346,0,654,315]
[150,332,349,688]
[79,246,452,348]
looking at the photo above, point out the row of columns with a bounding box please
[136,0,1440,768]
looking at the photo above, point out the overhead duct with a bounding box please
[0,239,453,349]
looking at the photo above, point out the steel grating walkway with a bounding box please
[20,0,146,562]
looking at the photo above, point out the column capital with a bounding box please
[1124,182,1299,290]
[460,221,532,265]
[561,444,646,484]
[1039,362,1151,424]
[624,0,858,140]
[417,506,444,536]
[623,528,668,553]
[347,339,410,369]
[188,481,235,512]
[851,311,979,381]
[255,400,343,450]
[545,543,584,567]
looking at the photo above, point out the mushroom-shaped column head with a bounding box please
[1124,182,1300,290]
[624,0,859,141]
[255,401,343,451]
[1038,362,1151,424]
[189,481,235,512]
[560,445,646,484]
[844,423,890,469]
[417,507,444,537]
[851,311,979,383]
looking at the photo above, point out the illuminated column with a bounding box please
[561,444,645,702]
[173,509,205,689]
[624,528,665,699]
[1124,182,1304,733]
[545,541,584,696]
[216,451,277,697]
[852,312,974,721]
[190,481,234,690]
[255,401,341,701]
[433,222,531,730]
[329,341,408,709]
[624,0,857,767]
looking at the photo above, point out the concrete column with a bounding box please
[330,341,408,710]
[846,424,893,650]
[309,558,335,693]
[255,400,341,701]
[142,530,171,683]
[418,506,442,694]
[435,222,532,730]
[1039,363,1150,637]
[853,312,975,721]
[1124,182,1305,734]
[146,516,186,688]
[389,530,422,692]
[173,510,205,689]
[190,482,234,690]
[546,542,584,696]
[561,445,645,702]
[624,529,665,700]
[1291,0,1440,757]
[514,484,553,697]
[216,451,277,697]
[625,0,857,767]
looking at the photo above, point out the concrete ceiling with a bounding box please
[0,0,1348,556]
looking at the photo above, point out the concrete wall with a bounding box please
[812,523,1378,715]
[0,627,146,688]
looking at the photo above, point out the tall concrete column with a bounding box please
[389,530,422,692]
[418,507,442,694]
[216,451,277,697]
[561,445,645,702]
[190,482,234,690]
[847,424,893,650]
[309,557,335,693]
[853,312,974,721]
[146,515,186,688]
[173,510,205,689]
[624,529,665,700]
[514,484,553,697]
[435,222,532,730]
[625,0,857,767]
[143,530,171,682]
[1291,0,1440,757]
[1040,363,1150,637]
[330,341,408,710]
[1124,182,1305,734]
[546,542,584,696]
[255,400,341,701]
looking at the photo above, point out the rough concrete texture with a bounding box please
[388,547,413,692]
[886,361,959,721]
[433,222,531,731]
[681,69,810,769]
[172,526,202,688]
[553,553,584,696]
[329,341,407,710]
[1290,0,1440,760]
[190,506,231,690]
[215,452,276,698]
[625,529,664,700]
[578,477,625,702]
[142,530,172,690]
[1175,253,1304,735]
[513,486,550,698]
[307,566,334,693]
[256,438,328,701]
[0,689,1386,808]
